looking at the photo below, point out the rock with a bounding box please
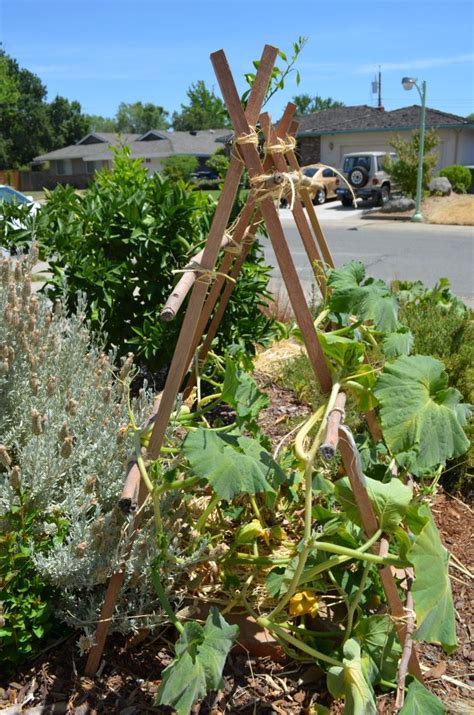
[428,176,452,195]
[381,197,416,213]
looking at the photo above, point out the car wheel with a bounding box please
[313,188,326,205]
[348,166,369,188]
[341,197,354,207]
[378,185,390,206]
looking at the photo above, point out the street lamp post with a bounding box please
[401,76,427,222]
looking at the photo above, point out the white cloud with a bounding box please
[354,53,474,74]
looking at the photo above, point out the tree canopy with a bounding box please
[172,80,231,130]
[292,94,345,115]
[115,101,170,133]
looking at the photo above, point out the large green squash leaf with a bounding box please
[156,607,238,715]
[184,428,283,499]
[221,357,268,423]
[407,504,457,653]
[335,476,412,533]
[318,331,365,371]
[327,639,377,715]
[374,355,470,474]
[327,261,399,332]
[354,615,402,682]
[382,327,414,358]
[399,679,447,714]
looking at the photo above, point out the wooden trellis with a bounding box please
[85,45,422,681]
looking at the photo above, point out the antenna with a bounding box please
[371,66,382,108]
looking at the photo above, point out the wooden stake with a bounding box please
[211,50,332,395]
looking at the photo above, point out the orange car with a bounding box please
[301,164,339,205]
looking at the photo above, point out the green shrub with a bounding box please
[206,147,230,179]
[439,164,472,193]
[0,147,276,370]
[385,129,439,197]
[162,153,198,181]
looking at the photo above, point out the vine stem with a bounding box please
[299,529,382,585]
[134,433,162,533]
[344,560,372,640]
[269,383,341,620]
[150,570,184,635]
[258,617,342,668]
[196,493,220,532]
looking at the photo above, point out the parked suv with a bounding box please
[336,152,396,207]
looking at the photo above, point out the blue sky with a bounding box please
[1,0,473,122]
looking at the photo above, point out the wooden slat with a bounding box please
[259,111,327,293]
[285,117,335,269]
[147,45,279,459]
[211,51,333,395]
[338,425,422,679]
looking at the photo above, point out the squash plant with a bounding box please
[123,263,469,713]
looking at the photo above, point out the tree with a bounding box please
[162,154,198,181]
[385,129,440,197]
[292,94,345,115]
[48,95,90,148]
[466,112,474,122]
[0,48,51,168]
[115,101,170,133]
[172,81,231,130]
[85,114,117,132]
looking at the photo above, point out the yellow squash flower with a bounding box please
[289,590,319,617]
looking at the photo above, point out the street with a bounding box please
[262,207,474,307]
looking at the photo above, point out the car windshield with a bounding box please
[0,187,29,205]
[303,168,317,177]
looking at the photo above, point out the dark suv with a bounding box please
[336,151,396,207]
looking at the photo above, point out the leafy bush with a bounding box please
[0,148,276,370]
[162,153,198,181]
[206,147,230,179]
[439,164,472,193]
[385,129,439,197]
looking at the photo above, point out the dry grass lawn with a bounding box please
[422,193,474,225]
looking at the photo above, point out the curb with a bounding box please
[362,211,415,222]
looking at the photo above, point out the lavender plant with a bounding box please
[0,252,188,661]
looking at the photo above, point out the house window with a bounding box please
[86,161,98,175]
[56,159,72,175]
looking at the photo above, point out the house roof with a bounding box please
[297,105,473,136]
[34,129,230,162]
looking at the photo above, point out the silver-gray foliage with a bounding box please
[0,252,173,643]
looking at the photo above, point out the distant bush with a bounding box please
[439,165,472,193]
[162,153,198,181]
[386,129,439,197]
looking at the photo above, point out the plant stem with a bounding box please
[231,553,290,566]
[344,560,372,640]
[134,433,162,533]
[196,493,220,532]
[298,528,382,585]
[151,569,184,635]
[311,539,401,566]
[258,617,342,668]
[155,476,200,495]
[249,494,266,528]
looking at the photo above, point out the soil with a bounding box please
[1,379,472,714]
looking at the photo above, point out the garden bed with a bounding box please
[1,374,472,714]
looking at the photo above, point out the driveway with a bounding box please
[279,198,374,222]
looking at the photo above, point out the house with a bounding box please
[296,105,474,169]
[22,129,230,190]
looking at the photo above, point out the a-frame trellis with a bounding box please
[85,45,422,682]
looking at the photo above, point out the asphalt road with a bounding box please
[262,212,474,307]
